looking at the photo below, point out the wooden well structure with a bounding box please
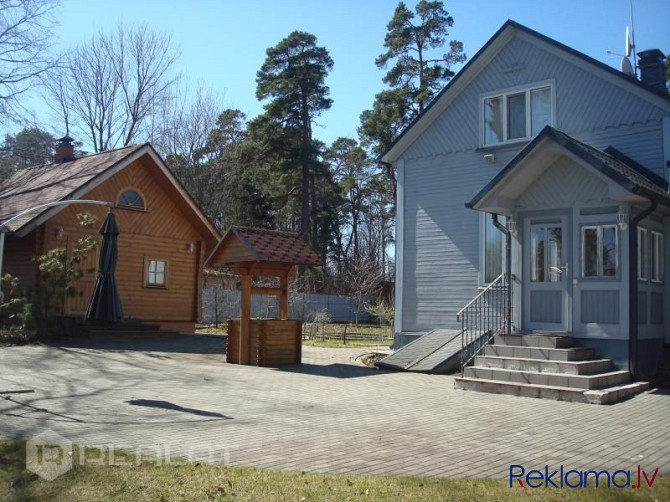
[205,226,322,366]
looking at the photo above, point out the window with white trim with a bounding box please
[638,227,648,280]
[582,225,617,278]
[483,84,552,146]
[481,214,506,284]
[118,189,145,210]
[651,231,664,283]
[146,260,166,287]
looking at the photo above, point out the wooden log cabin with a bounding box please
[0,137,220,332]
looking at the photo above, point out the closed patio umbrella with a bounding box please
[85,210,123,323]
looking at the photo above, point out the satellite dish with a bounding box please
[625,26,632,57]
[621,56,634,76]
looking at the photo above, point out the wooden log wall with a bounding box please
[227,319,302,366]
[4,154,215,332]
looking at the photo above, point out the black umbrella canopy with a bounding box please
[85,210,123,323]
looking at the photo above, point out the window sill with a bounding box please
[117,205,147,213]
[476,139,531,152]
[144,285,167,289]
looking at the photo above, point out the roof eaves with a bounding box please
[380,19,669,164]
[603,146,669,192]
[9,144,148,236]
[378,20,518,163]
[231,227,262,262]
[465,125,555,209]
[143,143,221,243]
[510,23,670,103]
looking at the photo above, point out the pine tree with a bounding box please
[256,31,334,239]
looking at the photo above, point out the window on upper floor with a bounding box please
[483,84,553,147]
[117,189,145,210]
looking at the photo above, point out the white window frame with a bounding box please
[651,230,664,283]
[581,225,618,278]
[479,213,507,286]
[481,82,554,147]
[145,259,167,288]
[637,227,648,281]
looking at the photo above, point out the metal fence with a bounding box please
[202,287,371,324]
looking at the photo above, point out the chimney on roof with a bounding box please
[637,49,667,92]
[54,135,75,163]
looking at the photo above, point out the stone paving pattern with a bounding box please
[1,335,669,478]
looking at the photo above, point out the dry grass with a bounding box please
[2,441,668,501]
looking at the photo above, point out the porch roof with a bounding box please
[467,126,670,214]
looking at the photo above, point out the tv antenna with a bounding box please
[606,1,637,78]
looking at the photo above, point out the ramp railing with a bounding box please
[456,273,511,374]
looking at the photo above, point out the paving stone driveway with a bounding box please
[1,335,669,479]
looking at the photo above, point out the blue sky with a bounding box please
[27,0,670,147]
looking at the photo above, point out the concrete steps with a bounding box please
[455,334,649,404]
[473,355,612,375]
[463,366,631,390]
[485,344,595,361]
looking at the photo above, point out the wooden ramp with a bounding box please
[376,329,463,374]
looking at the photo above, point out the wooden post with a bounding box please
[279,271,289,320]
[240,273,251,364]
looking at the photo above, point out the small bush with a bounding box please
[0,327,37,346]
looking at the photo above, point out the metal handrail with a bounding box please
[458,273,511,374]
[456,273,505,319]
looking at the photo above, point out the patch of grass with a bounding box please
[303,323,392,348]
[306,323,389,337]
[2,440,668,501]
[303,338,392,349]
[195,324,227,336]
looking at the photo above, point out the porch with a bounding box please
[466,126,670,379]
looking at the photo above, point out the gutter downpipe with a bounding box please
[492,213,512,335]
[628,198,657,380]
[0,200,114,302]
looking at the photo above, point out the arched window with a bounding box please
[117,189,145,210]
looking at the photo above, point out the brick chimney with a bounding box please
[54,135,75,163]
[637,49,667,92]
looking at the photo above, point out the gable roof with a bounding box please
[0,144,220,246]
[467,126,670,211]
[0,145,142,233]
[380,20,670,164]
[206,226,323,268]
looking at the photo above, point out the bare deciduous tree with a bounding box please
[0,0,58,121]
[345,256,382,326]
[46,23,179,151]
[153,83,222,166]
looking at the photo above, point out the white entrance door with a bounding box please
[523,216,570,332]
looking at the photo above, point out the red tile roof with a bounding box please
[207,226,323,267]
